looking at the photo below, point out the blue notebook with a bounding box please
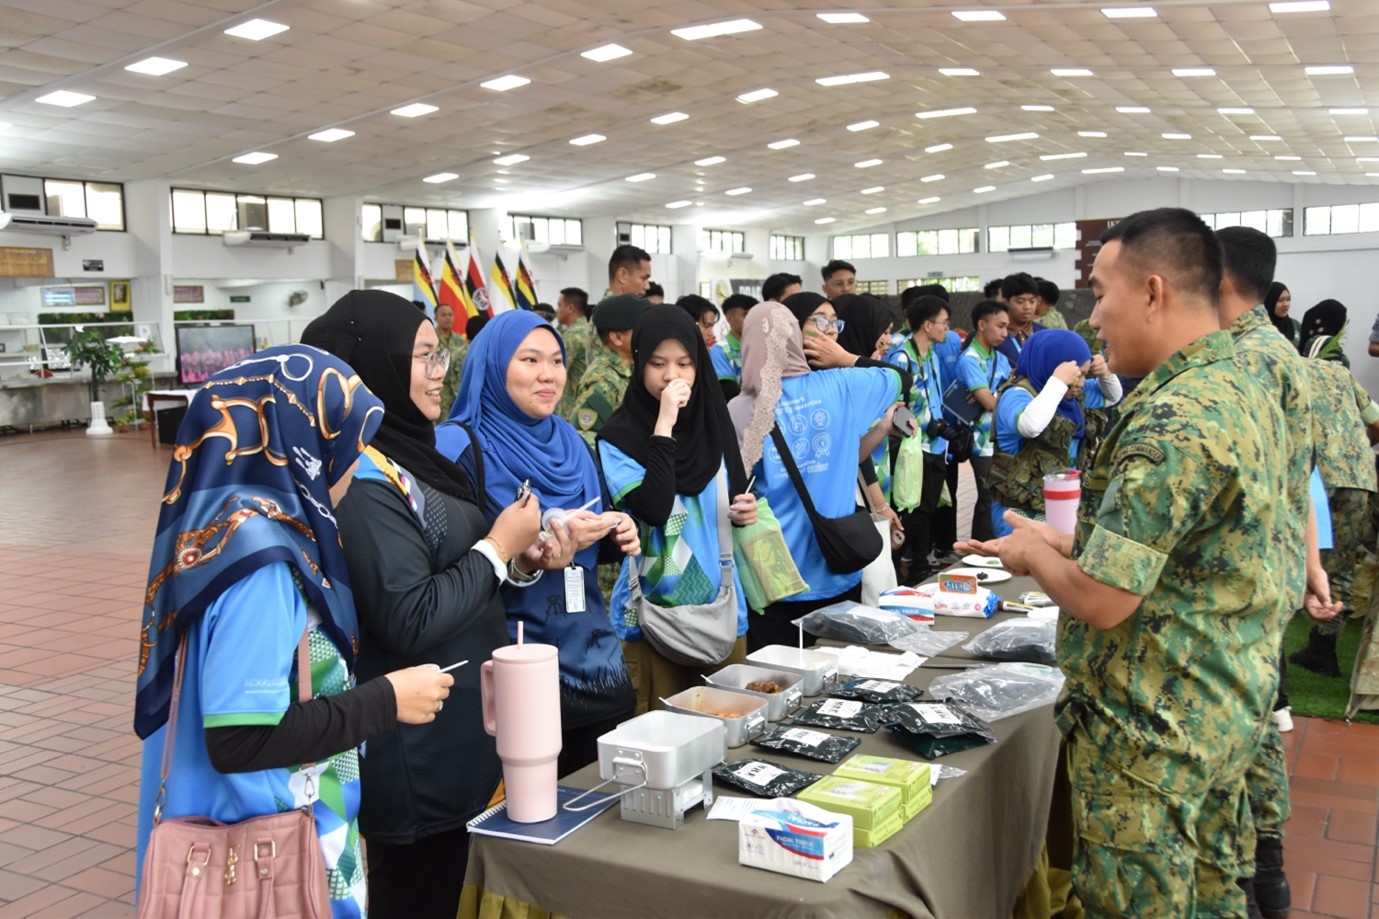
[467,784,617,845]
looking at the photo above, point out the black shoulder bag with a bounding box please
[769,426,883,574]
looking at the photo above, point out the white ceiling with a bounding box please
[0,0,1375,234]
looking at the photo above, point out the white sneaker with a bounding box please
[1271,707,1294,733]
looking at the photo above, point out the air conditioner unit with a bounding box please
[1009,246,1055,261]
[0,213,98,236]
[729,251,755,260]
[222,230,310,249]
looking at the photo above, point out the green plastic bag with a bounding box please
[733,496,809,611]
[892,434,925,513]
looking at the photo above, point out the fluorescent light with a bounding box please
[37,90,95,107]
[1173,68,1216,77]
[803,198,827,206]
[1022,105,1055,112]
[391,103,438,118]
[1157,166,1180,172]
[1031,174,1054,182]
[926,143,954,153]
[737,88,778,104]
[986,132,1039,142]
[767,138,800,149]
[940,68,980,77]
[916,107,977,119]
[985,161,1010,169]
[814,217,836,225]
[1252,135,1283,141]
[1271,0,1329,10]
[1082,166,1125,174]
[1162,133,1192,140]
[865,207,888,215]
[582,44,632,62]
[953,10,1006,21]
[1051,68,1094,77]
[1197,153,1224,159]
[651,112,689,125]
[789,173,816,182]
[817,13,869,23]
[666,200,692,209]
[1040,152,1087,160]
[569,133,605,146]
[625,173,655,182]
[423,172,458,183]
[481,75,530,92]
[1293,170,1317,175]
[817,71,889,87]
[1275,155,1302,160]
[1331,108,1369,115]
[918,196,941,204]
[848,120,879,131]
[224,18,288,40]
[974,185,996,193]
[232,152,277,165]
[921,174,945,182]
[1103,7,1158,18]
[1117,106,1151,114]
[854,159,882,168]
[724,187,751,195]
[1305,65,1353,76]
[1125,151,1149,156]
[1223,168,1246,174]
[672,19,762,40]
[308,128,354,143]
[1079,131,1108,138]
[1358,157,1379,163]
[1218,109,1256,117]
[1345,135,1379,142]
[494,154,529,166]
[125,56,187,76]
[861,186,885,194]
[695,156,726,166]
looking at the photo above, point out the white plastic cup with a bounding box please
[1043,470,1081,536]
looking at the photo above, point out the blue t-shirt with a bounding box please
[996,322,1047,367]
[885,340,947,456]
[957,343,1012,458]
[933,329,962,390]
[993,380,1108,459]
[135,564,366,917]
[599,442,748,642]
[756,367,900,601]
[710,334,743,383]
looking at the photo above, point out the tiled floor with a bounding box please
[1,429,1377,918]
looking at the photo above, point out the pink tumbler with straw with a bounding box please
[480,641,562,823]
[1043,470,1081,536]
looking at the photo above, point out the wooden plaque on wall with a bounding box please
[0,247,55,278]
[395,259,412,283]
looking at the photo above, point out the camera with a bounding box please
[926,418,961,441]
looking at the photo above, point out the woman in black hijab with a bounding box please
[301,290,546,919]
[596,306,758,712]
[1299,298,1349,365]
[1264,281,1298,347]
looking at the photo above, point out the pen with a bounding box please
[438,660,469,673]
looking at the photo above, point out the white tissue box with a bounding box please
[738,800,853,883]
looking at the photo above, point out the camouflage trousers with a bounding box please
[1068,732,1254,919]
[1318,487,1378,633]
[1244,719,1290,839]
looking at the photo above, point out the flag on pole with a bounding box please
[514,243,538,311]
[438,242,472,324]
[412,244,438,322]
[489,251,516,313]
[461,242,494,318]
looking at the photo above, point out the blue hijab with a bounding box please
[1016,329,1091,438]
[448,310,601,519]
[134,345,383,739]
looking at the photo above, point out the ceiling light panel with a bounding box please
[724,187,751,195]
[1162,132,1192,139]
[975,186,996,193]
[666,200,692,209]
[125,57,187,76]
[308,129,354,143]
[224,19,288,40]
[865,207,887,214]
[1305,65,1353,75]
[737,88,778,104]
[918,196,941,204]
[1331,108,1369,115]
[672,19,762,40]
[1270,1,1329,10]
[940,68,980,77]
[569,134,605,146]
[861,186,885,194]
[817,72,889,87]
[1173,68,1216,77]
[767,138,800,149]
[232,152,277,165]
[921,174,945,182]
[1082,166,1125,174]
[803,198,827,205]
[494,154,529,166]
[37,91,95,107]
[581,44,632,62]
[1103,7,1158,18]
[848,120,879,131]
[817,13,869,23]
[925,143,954,153]
[815,217,836,224]
[651,112,689,125]
[987,132,1039,142]
[789,173,815,182]
[1040,152,1087,160]
[985,161,1010,169]
[953,10,1006,21]
[391,103,437,118]
[423,172,458,183]
[916,107,977,119]
[625,173,655,182]
[695,156,726,166]
[1031,174,1054,182]
[1051,68,1094,77]
[855,159,883,167]
[1022,105,1055,112]
[1117,106,1151,113]
[1079,131,1109,138]
[481,75,530,91]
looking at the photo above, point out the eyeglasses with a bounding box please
[807,317,846,333]
[926,319,950,330]
[414,350,451,375]
[698,318,718,330]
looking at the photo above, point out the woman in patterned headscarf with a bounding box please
[133,345,454,918]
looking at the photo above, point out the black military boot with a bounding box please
[1289,627,1341,677]
[1237,875,1264,919]
[1254,836,1290,919]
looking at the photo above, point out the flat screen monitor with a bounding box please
[176,324,256,385]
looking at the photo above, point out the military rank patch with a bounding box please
[1118,443,1165,465]
[578,408,597,430]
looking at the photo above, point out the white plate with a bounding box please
[962,555,1004,568]
[945,567,1012,584]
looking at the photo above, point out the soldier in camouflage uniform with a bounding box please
[434,304,470,419]
[555,288,594,419]
[569,294,647,447]
[1035,277,1069,329]
[978,210,1292,918]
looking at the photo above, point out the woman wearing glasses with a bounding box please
[301,291,543,919]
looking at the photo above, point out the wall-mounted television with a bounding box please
[176,324,256,385]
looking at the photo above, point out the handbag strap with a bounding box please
[769,425,827,527]
[154,625,315,825]
[627,464,734,594]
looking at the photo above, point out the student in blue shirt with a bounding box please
[729,301,903,650]
[901,284,964,560]
[598,307,758,711]
[133,346,453,919]
[956,299,1013,542]
[996,272,1047,366]
[710,293,756,401]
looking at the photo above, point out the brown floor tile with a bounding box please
[1327,810,1378,846]
[1296,751,1342,781]
[1311,873,1373,918]
[0,868,50,903]
[1292,869,1317,912]
[15,890,106,919]
[72,901,133,919]
[0,885,83,919]
[1291,849,1375,883]
[1288,803,1330,839]
[1,825,70,853]
[58,866,132,900]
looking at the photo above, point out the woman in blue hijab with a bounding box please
[988,329,1122,537]
[438,309,640,774]
[133,346,455,918]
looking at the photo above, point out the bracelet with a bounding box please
[483,535,511,565]
[507,557,538,583]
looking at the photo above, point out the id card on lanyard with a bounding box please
[564,566,586,613]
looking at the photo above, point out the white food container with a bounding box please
[661,686,769,748]
[703,664,804,721]
[746,645,841,696]
[596,710,726,790]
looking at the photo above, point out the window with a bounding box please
[511,214,582,246]
[856,280,890,296]
[628,223,672,254]
[359,204,469,242]
[1199,209,1293,238]
[43,179,125,230]
[895,228,979,257]
[770,234,805,261]
[987,222,1076,253]
[700,229,745,254]
[170,188,323,237]
[1302,204,1377,237]
[898,276,983,293]
[834,233,890,259]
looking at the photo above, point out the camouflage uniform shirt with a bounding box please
[557,318,596,419]
[436,329,469,420]
[570,346,631,447]
[1039,307,1068,330]
[1306,359,1379,493]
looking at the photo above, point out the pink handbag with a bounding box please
[137,633,332,919]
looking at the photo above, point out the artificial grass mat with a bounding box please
[1283,612,1379,724]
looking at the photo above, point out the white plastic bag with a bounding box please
[926,662,1065,722]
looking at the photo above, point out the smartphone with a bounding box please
[891,406,918,438]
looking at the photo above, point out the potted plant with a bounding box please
[63,328,124,436]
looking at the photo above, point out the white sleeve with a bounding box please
[1016,378,1070,438]
[1096,374,1124,407]
[470,540,507,583]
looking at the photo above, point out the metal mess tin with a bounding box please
[703,663,805,721]
[661,686,769,748]
[746,645,841,697]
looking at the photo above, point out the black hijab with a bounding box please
[466,313,489,341]
[597,306,748,497]
[301,289,476,502]
[834,294,893,357]
[1300,298,1346,341]
[1263,282,1292,338]
[783,291,829,327]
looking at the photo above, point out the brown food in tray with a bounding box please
[746,679,782,694]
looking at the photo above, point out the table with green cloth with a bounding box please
[460,573,1062,919]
